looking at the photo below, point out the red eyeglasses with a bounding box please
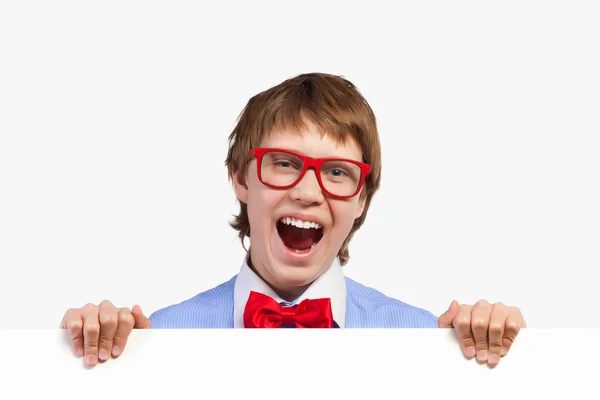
[248,148,371,199]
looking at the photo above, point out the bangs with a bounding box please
[249,76,368,151]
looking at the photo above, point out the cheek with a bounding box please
[330,200,361,237]
[247,183,286,224]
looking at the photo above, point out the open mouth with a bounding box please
[276,217,324,253]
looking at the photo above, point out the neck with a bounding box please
[247,252,310,302]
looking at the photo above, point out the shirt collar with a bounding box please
[233,255,346,328]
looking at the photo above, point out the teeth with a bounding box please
[279,217,321,230]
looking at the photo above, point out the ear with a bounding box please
[232,170,249,204]
[354,192,367,219]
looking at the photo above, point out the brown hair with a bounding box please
[225,72,382,266]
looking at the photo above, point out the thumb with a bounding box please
[437,300,460,328]
[132,304,152,329]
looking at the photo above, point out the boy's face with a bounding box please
[233,121,367,299]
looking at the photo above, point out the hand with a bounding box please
[59,300,151,367]
[438,299,526,367]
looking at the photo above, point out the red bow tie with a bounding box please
[243,291,334,328]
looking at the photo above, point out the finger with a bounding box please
[132,305,152,329]
[112,308,135,358]
[501,308,524,357]
[471,299,492,363]
[437,300,459,328]
[487,303,508,367]
[452,304,476,358]
[81,303,100,367]
[61,309,84,357]
[97,300,119,362]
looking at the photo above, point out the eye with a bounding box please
[329,168,346,177]
[271,157,303,170]
[275,161,293,168]
[325,168,352,179]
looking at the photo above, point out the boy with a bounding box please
[60,72,526,368]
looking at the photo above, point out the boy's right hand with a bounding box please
[59,301,151,367]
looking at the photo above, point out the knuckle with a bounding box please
[83,323,100,337]
[64,308,81,320]
[475,342,488,350]
[68,319,83,328]
[85,342,99,352]
[119,311,135,326]
[489,323,504,334]
[476,299,489,307]
[98,336,113,347]
[99,299,113,308]
[455,326,472,340]
[505,321,520,334]
[99,313,118,327]
[503,336,515,347]
[113,332,131,343]
[83,303,98,311]
[453,315,470,327]
[492,302,505,311]
[113,331,128,341]
[511,306,523,318]
[471,319,487,330]
[71,338,84,349]
[489,342,502,351]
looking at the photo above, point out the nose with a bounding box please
[288,168,325,205]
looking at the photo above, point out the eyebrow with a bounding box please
[277,147,362,162]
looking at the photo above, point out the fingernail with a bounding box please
[112,345,121,357]
[466,346,476,358]
[85,355,97,366]
[477,349,487,361]
[489,354,499,364]
[98,348,109,361]
[501,346,508,356]
[76,347,84,357]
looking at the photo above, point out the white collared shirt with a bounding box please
[233,256,347,328]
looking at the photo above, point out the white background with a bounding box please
[1,1,598,328]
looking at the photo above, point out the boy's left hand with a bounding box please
[437,300,526,367]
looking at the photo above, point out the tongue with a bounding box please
[278,223,317,251]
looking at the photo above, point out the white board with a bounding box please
[1,328,598,399]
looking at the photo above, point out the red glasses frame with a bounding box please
[248,148,371,199]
